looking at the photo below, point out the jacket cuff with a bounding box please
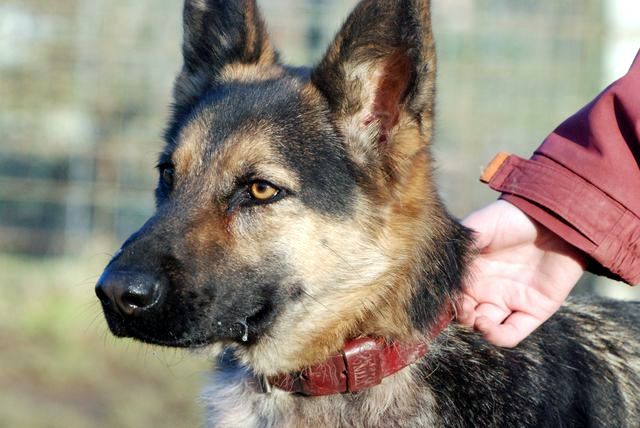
[481,153,640,285]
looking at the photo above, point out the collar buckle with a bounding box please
[258,374,272,394]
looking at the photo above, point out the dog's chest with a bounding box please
[201,365,297,428]
[201,363,440,428]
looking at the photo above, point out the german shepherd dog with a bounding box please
[96,0,640,426]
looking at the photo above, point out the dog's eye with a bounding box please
[249,181,279,201]
[160,166,175,188]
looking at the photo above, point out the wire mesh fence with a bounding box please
[0,0,628,257]
[1,1,639,426]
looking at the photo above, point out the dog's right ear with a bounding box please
[172,0,277,111]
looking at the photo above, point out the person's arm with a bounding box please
[459,51,640,347]
[483,50,640,285]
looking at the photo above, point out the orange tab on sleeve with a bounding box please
[480,152,511,183]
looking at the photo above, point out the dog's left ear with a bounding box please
[173,0,277,111]
[311,0,436,165]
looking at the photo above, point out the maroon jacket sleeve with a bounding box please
[482,50,640,285]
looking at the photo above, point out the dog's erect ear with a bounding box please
[311,0,436,161]
[173,0,277,109]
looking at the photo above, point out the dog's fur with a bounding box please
[97,0,640,426]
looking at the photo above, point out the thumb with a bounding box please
[475,312,544,348]
[462,208,498,250]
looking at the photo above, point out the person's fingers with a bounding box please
[455,295,477,327]
[474,302,510,325]
[475,312,543,348]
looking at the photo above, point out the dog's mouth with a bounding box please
[100,298,279,348]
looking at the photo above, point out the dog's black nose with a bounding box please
[96,271,163,316]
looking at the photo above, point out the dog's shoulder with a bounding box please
[418,297,640,426]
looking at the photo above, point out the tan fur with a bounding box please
[242,0,277,67]
[172,118,208,176]
[179,113,441,375]
[169,114,430,374]
[97,2,640,426]
[175,123,301,258]
[238,196,395,374]
[220,63,285,83]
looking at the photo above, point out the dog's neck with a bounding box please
[407,213,472,333]
[254,208,472,396]
[259,310,452,396]
[359,143,474,340]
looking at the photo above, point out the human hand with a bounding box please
[457,200,587,347]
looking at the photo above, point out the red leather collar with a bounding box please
[261,314,451,396]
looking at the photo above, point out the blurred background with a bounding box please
[1,0,638,426]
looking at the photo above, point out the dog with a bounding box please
[96,0,640,426]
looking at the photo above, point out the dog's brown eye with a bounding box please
[249,181,279,201]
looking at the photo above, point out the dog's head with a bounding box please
[96,0,469,375]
